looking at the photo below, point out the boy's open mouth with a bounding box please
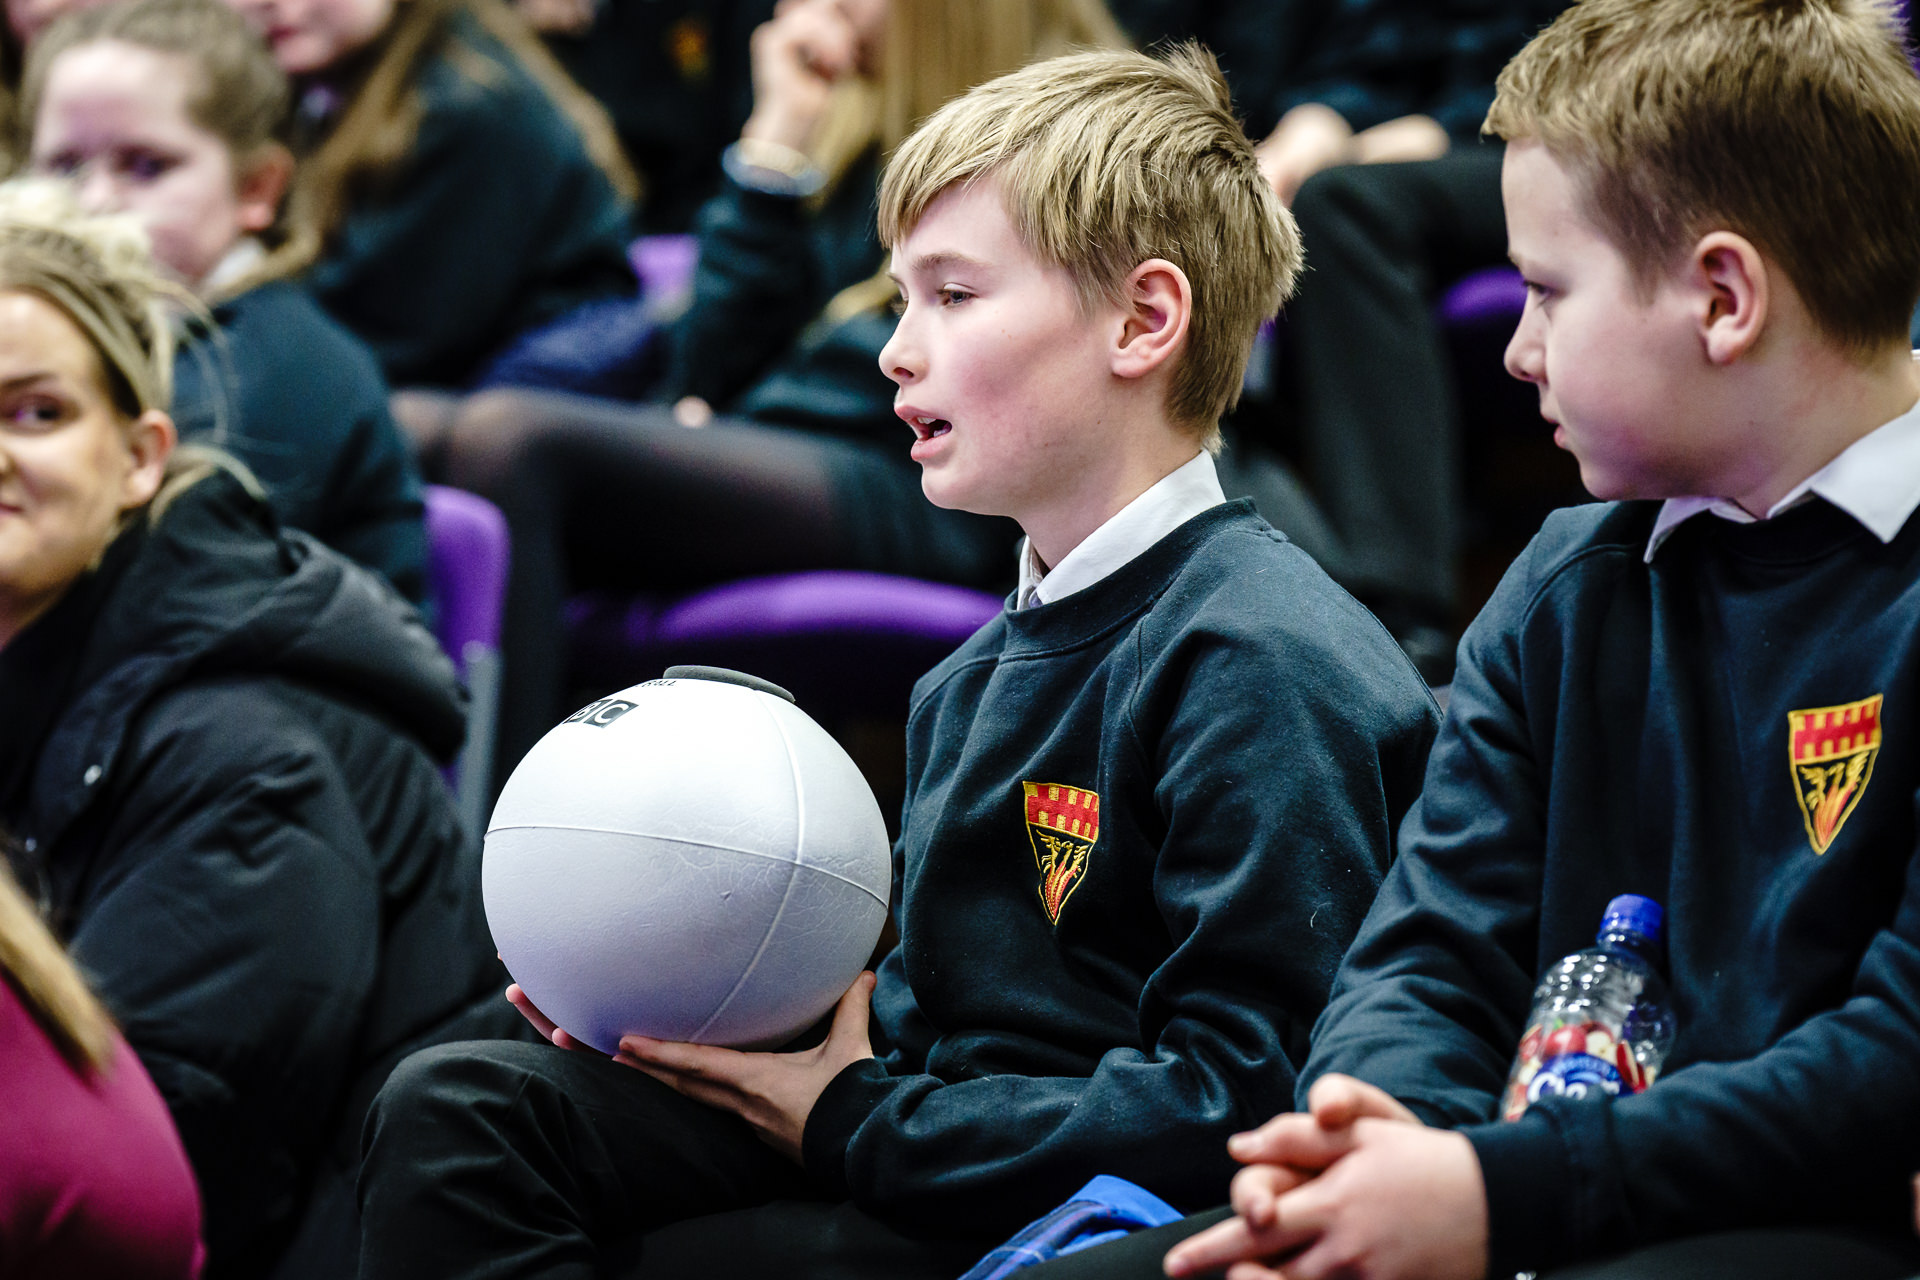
[911,416,953,441]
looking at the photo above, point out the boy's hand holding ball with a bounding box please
[616,971,876,1163]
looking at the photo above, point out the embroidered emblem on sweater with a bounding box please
[1788,695,1882,854]
[1022,782,1100,924]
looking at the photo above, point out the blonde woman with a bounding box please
[0,857,202,1279]
[0,189,517,1279]
[436,0,1127,790]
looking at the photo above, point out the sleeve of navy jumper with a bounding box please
[804,590,1439,1233]
[665,155,882,413]
[666,181,819,409]
[1302,522,1920,1277]
[1298,535,1550,1131]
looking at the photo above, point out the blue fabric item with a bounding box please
[471,295,660,400]
[956,1177,1182,1279]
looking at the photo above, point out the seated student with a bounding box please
[220,0,638,389]
[0,191,519,1279]
[355,44,1440,1280]
[24,0,428,604]
[1024,2,1920,1278]
[0,856,202,1280]
[431,0,1126,791]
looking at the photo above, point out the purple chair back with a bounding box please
[630,234,700,311]
[423,485,510,832]
[1437,266,1528,327]
[570,571,1004,723]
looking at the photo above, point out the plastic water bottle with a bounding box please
[1500,894,1676,1121]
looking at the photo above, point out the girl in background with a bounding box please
[24,0,428,602]
[224,0,640,388]
[0,857,203,1280]
[436,0,1127,786]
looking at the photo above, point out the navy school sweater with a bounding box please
[801,500,1440,1235]
[1303,497,1920,1275]
[301,14,635,388]
[172,281,427,606]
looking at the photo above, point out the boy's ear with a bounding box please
[234,144,295,235]
[1690,231,1769,365]
[1111,258,1192,381]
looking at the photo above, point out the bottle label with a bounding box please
[1525,1053,1621,1104]
[1502,1020,1656,1121]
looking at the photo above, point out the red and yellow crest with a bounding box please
[1788,695,1883,855]
[1022,782,1100,924]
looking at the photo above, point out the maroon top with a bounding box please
[0,978,203,1279]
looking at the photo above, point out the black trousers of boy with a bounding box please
[1022,1210,1920,1280]
[1275,144,1509,642]
[356,1040,999,1280]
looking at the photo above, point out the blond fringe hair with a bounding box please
[0,856,116,1075]
[1486,0,1920,357]
[878,44,1301,444]
[23,0,313,298]
[0,181,255,520]
[288,0,637,261]
[818,0,1125,322]
[0,180,184,414]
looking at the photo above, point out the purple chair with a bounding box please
[569,571,1005,723]
[1437,265,1527,329]
[423,484,510,833]
[630,234,700,317]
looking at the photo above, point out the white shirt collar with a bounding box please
[1644,390,1920,561]
[1015,451,1226,610]
[199,237,267,297]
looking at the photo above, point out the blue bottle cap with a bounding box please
[1600,894,1664,945]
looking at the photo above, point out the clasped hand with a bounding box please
[1162,1075,1490,1280]
[505,971,877,1164]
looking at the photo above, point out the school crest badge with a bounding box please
[1788,694,1883,855]
[1022,782,1100,924]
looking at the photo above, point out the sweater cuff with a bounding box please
[722,175,808,221]
[1462,1112,1576,1278]
[801,1057,897,1199]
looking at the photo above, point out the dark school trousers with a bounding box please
[1022,1210,1920,1280]
[356,1039,998,1280]
[1276,144,1510,626]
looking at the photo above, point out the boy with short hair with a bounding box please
[1071,2,1920,1278]
[353,43,1439,1280]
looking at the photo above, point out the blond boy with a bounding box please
[355,45,1438,1280]
[1076,2,1920,1279]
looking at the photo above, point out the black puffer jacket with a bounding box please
[0,471,519,1280]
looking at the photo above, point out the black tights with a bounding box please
[434,391,1017,791]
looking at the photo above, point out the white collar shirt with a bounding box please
[199,237,268,296]
[1644,394,1920,562]
[1015,451,1226,610]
